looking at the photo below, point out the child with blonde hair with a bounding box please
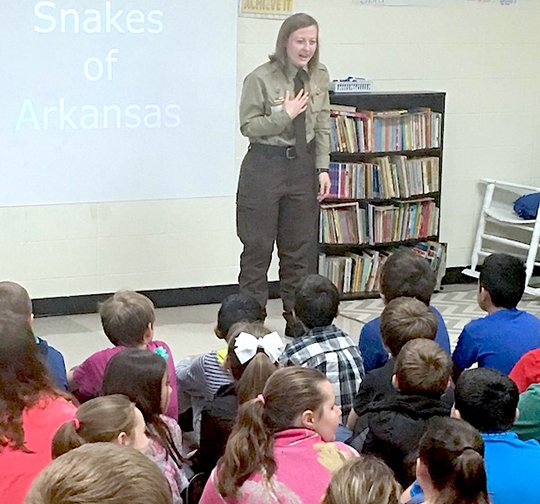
[52,395,149,457]
[199,367,357,503]
[25,443,172,504]
[324,455,401,504]
[52,394,183,503]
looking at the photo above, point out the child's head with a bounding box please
[454,368,519,433]
[478,253,525,309]
[381,297,438,358]
[101,348,184,468]
[216,293,265,339]
[226,322,282,403]
[417,417,488,504]
[324,455,402,504]
[52,395,149,459]
[217,367,341,498]
[102,348,170,418]
[0,316,55,452]
[25,443,172,504]
[394,339,451,397]
[99,291,155,347]
[294,274,340,329]
[0,281,32,321]
[381,249,436,305]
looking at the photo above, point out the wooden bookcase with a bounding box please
[319,92,446,299]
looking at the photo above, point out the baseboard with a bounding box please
[33,281,281,318]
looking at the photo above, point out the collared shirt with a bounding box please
[280,324,364,422]
[239,59,331,170]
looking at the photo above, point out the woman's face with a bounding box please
[286,25,318,68]
[160,371,172,414]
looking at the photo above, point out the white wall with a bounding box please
[2,0,540,298]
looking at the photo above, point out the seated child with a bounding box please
[52,394,181,504]
[0,316,76,504]
[358,249,451,372]
[404,368,540,504]
[348,296,440,431]
[69,290,178,419]
[280,274,364,423]
[176,293,264,436]
[102,349,188,498]
[25,443,172,504]
[453,368,540,504]
[192,322,282,474]
[510,347,540,393]
[414,417,489,504]
[357,339,452,487]
[199,367,357,503]
[0,281,67,389]
[453,253,540,377]
[512,383,540,443]
[324,455,401,504]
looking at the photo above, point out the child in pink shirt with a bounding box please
[70,291,178,419]
[199,367,357,504]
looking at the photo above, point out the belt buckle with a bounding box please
[285,146,296,160]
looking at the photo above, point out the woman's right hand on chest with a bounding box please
[283,89,309,119]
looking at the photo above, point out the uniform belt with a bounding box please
[249,141,314,160]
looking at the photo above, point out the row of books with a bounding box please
[328,156,440,200]
[318,241,446,294]
[319,198,439,245]
[330,105,442,153]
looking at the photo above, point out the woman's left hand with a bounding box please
[317,172,331,202]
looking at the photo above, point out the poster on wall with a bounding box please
[239,0,294,18]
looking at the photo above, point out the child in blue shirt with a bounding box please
[359,248,451,372]
[453,253,540,377]
[0,281,67,390]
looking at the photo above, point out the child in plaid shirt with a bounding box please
[280,274,364,423]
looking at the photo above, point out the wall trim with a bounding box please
[33,282,282,318]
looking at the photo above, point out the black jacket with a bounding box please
[190,383,238,474]
[354,393,451,487]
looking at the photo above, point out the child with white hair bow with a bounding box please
[191,322,284,476]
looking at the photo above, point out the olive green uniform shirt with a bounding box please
[239,59,331,170]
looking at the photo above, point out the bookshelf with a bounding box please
[319,92,446,298]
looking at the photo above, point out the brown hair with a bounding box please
[324,455,402,504]
[99,291,155,346]
[0,315,61,452]
[227,322,279,404]
[395,339,451,396]
[217,367,329,498]
[25,443,172,504]
[381,297,438,357]
[52,395,138,458]
[381,249,436,305]
[269,12,320,73]
[0,281,32,318]
[419,417,488,504]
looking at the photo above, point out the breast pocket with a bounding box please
[309,86,326,115]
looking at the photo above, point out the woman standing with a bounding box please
[237,13,331,336]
